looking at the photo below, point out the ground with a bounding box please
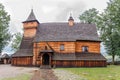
[60,65,120,80]
[0,65,120,80]
[0,65,82,80]
[0,64,38,80]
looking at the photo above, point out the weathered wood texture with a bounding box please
[76,41,100,53]
[52,60,106,67]
[11,57,33,66]
[32,41,101,66]
[33,41,100,56]
[23,22,38,29]
[33,42,76,65]
[23,22,38,38]
[24,28,37,38]
[34,42,75,53]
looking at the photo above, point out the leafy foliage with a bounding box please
[79,0,120,64]
[99,0,120,64]
[0,3,11,54]
[11,32,22,51]
[79,8,99,24]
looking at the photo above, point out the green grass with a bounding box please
[1,74,31,80]
[59,65,120,80]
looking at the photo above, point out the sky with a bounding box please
[1,0,109,54]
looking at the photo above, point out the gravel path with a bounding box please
[53,69,85,80]
[31,69,58,80]
[0,65,86,80]
[0,64,39,79]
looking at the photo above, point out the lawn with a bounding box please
[1,74,31,80]
[59,65,120,80]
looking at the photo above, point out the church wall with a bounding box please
[75,41,100,53]
[23,22,38,28]
[33,42,75,66]
[52,60,106,67]
[23,21,38,38]
[11,57,33,66]
[24,28,36,37]
[34,42,76,53]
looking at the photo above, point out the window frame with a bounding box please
[60,44,65,51]
[82,46,89,52]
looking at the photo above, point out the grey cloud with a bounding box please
[55,1,86,21]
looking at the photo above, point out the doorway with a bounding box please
[42,54,49,65]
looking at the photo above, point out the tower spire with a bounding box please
[68,13,74,26]
[22,9,39,38]
[68,13,74,21]
[23,9,39,23]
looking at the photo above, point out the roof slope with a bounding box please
[23,9,39,23]
[12,37,33,57]
[1,54,10,59]
[34,23,100,42]
[52,52,106,61]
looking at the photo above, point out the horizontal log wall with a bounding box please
[76,41,100,53]
[23,22,38,38]
[34,42,75,53]
[52,60,106,67]
[11,57,33,66]
[33,42,76,65]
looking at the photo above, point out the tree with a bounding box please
[79,0,120,64]
[0,3,11,54]
[11,33,22,51]
[98,0,120,64]
[79,8,99,24]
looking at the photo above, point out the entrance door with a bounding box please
[42,54,49,65]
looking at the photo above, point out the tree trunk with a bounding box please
[112,55,115,65]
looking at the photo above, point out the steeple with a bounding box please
[68,13,74,26]
[23,9,39,23]
[22,9,39,38]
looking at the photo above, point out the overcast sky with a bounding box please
[1,0,109,34]
[1,0,109,54]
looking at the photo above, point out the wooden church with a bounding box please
[11,9,106,68]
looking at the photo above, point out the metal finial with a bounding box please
[31,6,33,12]
[70,13,72,17]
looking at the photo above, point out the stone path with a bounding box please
[30,69,58,80]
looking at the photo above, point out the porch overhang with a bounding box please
[40,50,54,53]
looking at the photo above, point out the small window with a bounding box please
[60,44,64,51]
[82,46,88,52]
[45,46,47,50]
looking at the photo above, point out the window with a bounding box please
[82,46,88,52]
[60,44,64,51]
[45,46,47,50]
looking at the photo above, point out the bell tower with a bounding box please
[22,9,39,38]
[68,14,74,26]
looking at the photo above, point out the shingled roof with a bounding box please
[52,52,106,61]
[12,37,33,57]
[22,9,39,23]
[1,54,10,59]
[34,23,100,42]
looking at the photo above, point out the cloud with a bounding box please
[55,1,86,21]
